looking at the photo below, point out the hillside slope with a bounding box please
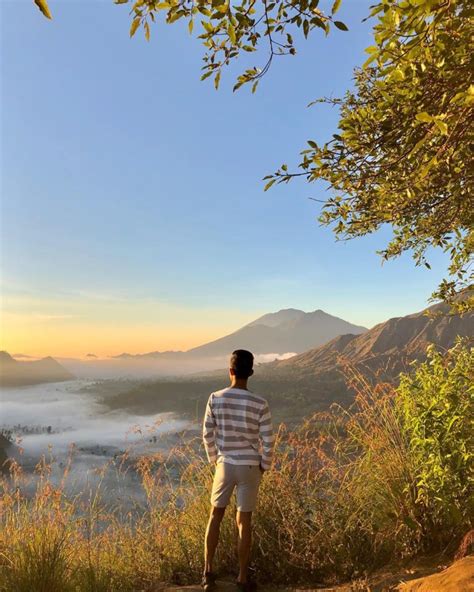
[274,302,473,382]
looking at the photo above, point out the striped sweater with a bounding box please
[203,387,274,470]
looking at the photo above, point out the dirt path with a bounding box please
[158,556,474,592]
[397,555,474,592]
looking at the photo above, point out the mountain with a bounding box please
[187,308,367,357]
[95,301,473,422]
[272,302,473,383]
[246,308,306,328]
[116,309,368,360]
[0,351,75,387]
[113,350,187,360]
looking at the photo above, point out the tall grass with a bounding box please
[0,343,472,591]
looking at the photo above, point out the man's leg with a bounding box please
[236,510,252,584]
[204,505,226,574]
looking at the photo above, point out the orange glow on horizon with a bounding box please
[1,324,240,359]
[0,295,258,359]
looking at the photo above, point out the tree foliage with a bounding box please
[118,0,347,91]
[267,0,473,309]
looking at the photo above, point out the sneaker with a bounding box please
[201,572,217,590]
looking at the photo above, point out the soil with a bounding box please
[156,555,474,592]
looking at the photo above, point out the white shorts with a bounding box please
[211,462,262,512]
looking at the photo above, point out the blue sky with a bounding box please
[0,0,449,356]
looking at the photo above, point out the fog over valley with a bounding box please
[1,303,471,503]
[0,380,191,502]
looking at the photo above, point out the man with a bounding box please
[202,349,274,591]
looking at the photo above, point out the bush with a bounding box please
[396,342,473,546]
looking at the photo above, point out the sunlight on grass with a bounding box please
[0,343,472,591]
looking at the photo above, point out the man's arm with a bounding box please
[203,394,217,464]
[258,401,274,471]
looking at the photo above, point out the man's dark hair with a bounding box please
[230,349,254,379]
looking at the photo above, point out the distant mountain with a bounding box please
[187,308,367,357]
[0,351,75,387]
[246,308,306,328]
[273,302,473,383]
[12,353,36,359]
[113,350,187,360]
[94,301,473,422]
[115,309,367,361]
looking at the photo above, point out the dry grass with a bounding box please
[0,346,472,591]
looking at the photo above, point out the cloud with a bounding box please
[0,381,189,458]
[255,352,297,363]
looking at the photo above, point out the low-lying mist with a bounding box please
[57,352,297,379]
[0,380,191,504]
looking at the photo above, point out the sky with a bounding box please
[0,0,449,358]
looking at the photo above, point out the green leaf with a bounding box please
[130,17,141,37]
[264,178,276,191]
[331,0,342,15]
[215,2,228,14]
[188,19,194,34]
[214,71,221,90]
[228,24,236,44]
[334,21,348,31]
[415,112,433,123]
[303,20,309,38]
[434,119,448,135]
[390,68,405,82]
[363,53,377,68]
[34,0,52,19]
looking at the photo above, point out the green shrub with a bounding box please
[396,341,473,546]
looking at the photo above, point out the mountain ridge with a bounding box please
[271,301,473,382]
[0,351,75,387]
[114,308,368,360]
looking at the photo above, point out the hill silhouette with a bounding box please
[0,351,75,387]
